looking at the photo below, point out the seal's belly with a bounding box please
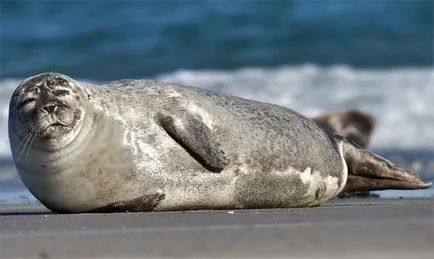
[153,162,344,211]
[233,166,342,208]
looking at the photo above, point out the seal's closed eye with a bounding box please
[17,98,36,110]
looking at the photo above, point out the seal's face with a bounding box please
[9,73,85,151]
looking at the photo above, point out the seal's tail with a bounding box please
[336,136,432,194]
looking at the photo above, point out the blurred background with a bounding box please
[0,1,433,202]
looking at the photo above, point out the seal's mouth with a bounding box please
[25,114,74,141]
[48,121,70,128]
[35,121,73,138]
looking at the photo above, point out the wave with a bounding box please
[1,64,433,161]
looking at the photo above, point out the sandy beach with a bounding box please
[1,198,433,258]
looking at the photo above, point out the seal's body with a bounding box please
[9,73,430,213]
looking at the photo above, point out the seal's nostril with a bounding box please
[42,105,57,113]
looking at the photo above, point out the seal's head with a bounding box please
[9,73,86,152]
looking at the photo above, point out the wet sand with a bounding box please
[1,198,433,258]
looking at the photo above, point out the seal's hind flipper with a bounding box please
[337,136,431,194]
[312,110,375,148]
[88,191,166,213]
[157,111,229,172]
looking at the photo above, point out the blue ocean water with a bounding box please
[0,1,433,203]
[1,1,433,80]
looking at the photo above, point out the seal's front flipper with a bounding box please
[337,136,432,194]
[312,110,375,148]
[89,191,166,213]
[157,111,229,172]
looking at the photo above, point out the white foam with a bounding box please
[0,79,20,159]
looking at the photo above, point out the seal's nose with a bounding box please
[41,104,57,113]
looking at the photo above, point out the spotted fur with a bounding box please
[9,72,348,213]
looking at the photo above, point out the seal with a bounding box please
[9,72,431,213]
[311,110,376,148]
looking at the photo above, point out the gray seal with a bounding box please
[8,73,431,213]
[312,110,376,148]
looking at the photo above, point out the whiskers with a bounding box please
[5,125,29,145]
[10,121,43,161]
